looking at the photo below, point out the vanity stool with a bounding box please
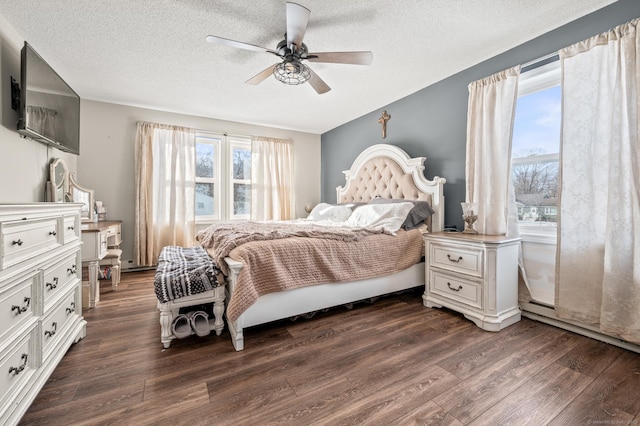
[99,248,122,290]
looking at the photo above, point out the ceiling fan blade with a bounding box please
[306,51,373,65]
[307,66,331,94]
[245,64,278,85]
[206,35,278,55]
[286,2,310,50]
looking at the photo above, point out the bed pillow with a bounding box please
[307,203,353,222]
[346,201,414,233]
[369,198,435,229]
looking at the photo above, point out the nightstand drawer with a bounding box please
[430,271,482,309]
[430,243,483,277]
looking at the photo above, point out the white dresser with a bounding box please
[423,232,521,331]
[0,204,86,425]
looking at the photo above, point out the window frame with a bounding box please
[512,60,561,243]
[195,133,222,222]
[227,137,252,221]
[195,132,252,224]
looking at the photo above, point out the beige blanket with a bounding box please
[198,222,423,321]
[196,221,389,275]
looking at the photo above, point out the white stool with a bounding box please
[99,249,122,291]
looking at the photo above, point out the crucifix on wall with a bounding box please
[378,110,391,139]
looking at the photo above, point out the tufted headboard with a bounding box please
[336,144,446,232]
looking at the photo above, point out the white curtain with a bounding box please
[250,136,294,221]
[556,18,640,344]
[465,66,521,237]
[134,121,196,266]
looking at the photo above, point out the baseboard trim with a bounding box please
[122,266,155,272]
[521,302,640,354]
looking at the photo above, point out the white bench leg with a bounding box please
[212,286,225,336]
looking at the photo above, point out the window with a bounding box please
[229,139,251,220]
[512,61,561,236]
[195,135,221,220]
[195,133,251,222]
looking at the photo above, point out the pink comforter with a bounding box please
[197,221,423,321]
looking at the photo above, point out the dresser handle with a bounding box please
[9,354,28,376]
[45,322,58,338]
[66,302,76,315]
[11,297,31,314]
[12,239,23,246]
[67,265,77,275]
[46,277,59,290]
[447,282,463,292]
[49,230,57,236]
[67,225,75,231]
[447,254,463,263]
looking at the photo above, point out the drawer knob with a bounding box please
[45,322,58,338]
[49,230,57,236]
[447,282,463,292]
[46,277,59,290]
[67,225,75,231]
[12,239,23,246]
[67,265,77,275]
[447,254,463,263]
[8,354,28,376]
[11,297,31,314]
[66,302,76,315]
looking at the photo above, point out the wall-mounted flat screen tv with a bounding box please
[17,42,80,155]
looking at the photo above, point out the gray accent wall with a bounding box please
[321,0,640,231]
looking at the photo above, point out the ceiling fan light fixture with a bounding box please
[273,60,310,85]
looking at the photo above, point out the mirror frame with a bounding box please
[48,158,95,222]
[48,158,70,203]
[69,173,95,222]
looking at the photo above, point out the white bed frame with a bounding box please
[224,144,446,351]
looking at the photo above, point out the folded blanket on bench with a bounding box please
[154,246,224,303]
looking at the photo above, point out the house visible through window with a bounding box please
[230,141,251,219]
[512,60,561,236]
[195,132,251,222]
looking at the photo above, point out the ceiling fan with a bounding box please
[205,2,373,94]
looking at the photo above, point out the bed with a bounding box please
[216,143,446,351]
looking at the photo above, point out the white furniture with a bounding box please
[0,203,86,426]
[99,249,122,291]
[80,220,122,308]
[157,287,226,349]
[224,143,446,350]
[423,232,521,331]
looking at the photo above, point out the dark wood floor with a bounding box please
[20,270,640,426]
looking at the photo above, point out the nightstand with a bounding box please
[423,232,521,331]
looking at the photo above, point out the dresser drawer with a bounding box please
[0,326,37,411]
[41,290,78,363]
[42,253,79,308]
[62,215,80,244]
[430,243,483,278]
[0,272,37,345]
[1,218,60,270]
[430,270,482,309]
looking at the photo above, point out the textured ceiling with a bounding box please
[0,0,617,134]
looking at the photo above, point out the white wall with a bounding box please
[0,13,78,202]
[78,100,321,269]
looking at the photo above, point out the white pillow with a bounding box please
[346,202,414,233]
[308,203,353,222]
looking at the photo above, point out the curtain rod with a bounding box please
[521,52,560,72]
